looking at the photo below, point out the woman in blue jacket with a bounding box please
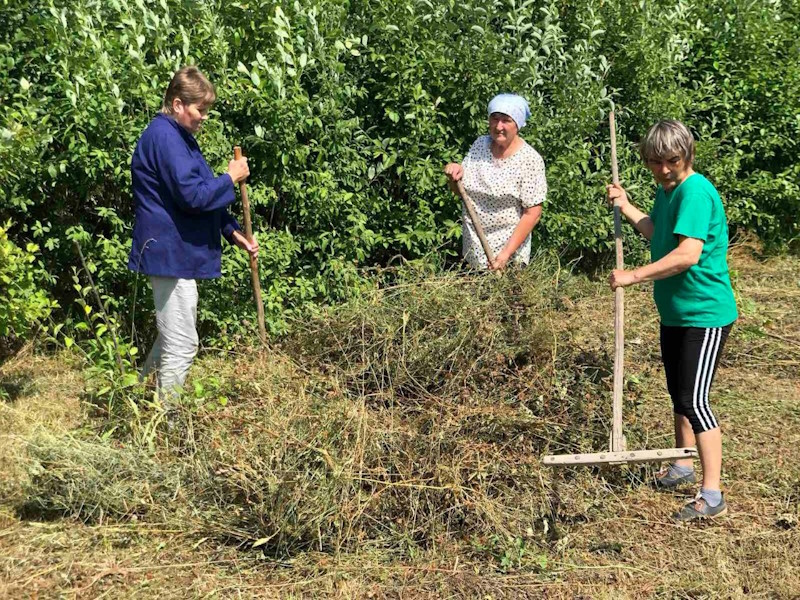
[129,66,256,406]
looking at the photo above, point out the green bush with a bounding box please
[1,0,798,343]
[0,221,57,342]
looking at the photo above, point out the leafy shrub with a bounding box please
[0,221,57,344]
[1,0,798,343]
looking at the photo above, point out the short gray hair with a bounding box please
[639,120,695,163]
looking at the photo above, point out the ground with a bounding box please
[1,243,798,599]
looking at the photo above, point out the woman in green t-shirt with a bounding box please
[606,120,738,522]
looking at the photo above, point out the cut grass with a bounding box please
[0,246,798,598]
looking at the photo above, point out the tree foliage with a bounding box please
[1,0,798,340]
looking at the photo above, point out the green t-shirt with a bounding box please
[649,173,738,327]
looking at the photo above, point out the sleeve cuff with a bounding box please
[673,228,707,243]
[222,219,241,244]
[521,197,545,208]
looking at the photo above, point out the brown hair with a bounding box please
[161,66,216,115]
[639,119,696,164]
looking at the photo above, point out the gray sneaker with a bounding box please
[673,493,727,522]
[654,464,697,490]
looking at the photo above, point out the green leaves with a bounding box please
[0,221,58,338]
[1,0,798,347]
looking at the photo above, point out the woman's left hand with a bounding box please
[233,230,259,259]
[489,251,510,271]
[609,269,636,289]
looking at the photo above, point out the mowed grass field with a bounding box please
[1,243,798,599]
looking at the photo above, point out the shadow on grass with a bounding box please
[13,502,69,523]
[0,371,37,403]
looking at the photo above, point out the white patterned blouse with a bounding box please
[460,135,547,269]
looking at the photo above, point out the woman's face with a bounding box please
[489,112,518,146]
[646,153,692,191]
[173,98,211,134]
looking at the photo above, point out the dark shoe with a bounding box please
[673,493,727,522]
[654,464,697,490]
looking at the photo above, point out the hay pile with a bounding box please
[18,259,650,557]
[20,431,180,522]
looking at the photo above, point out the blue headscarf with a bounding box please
[487,94,531,130]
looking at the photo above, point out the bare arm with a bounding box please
[491,205,542,270]
[610,235,703,288]
[606,183,654,240]
[231,229,260,260]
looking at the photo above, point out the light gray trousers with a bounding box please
[140,277,199,404]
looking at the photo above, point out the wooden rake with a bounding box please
[543,112,698,467]
[455,180,495,267]
[234,145,267,344]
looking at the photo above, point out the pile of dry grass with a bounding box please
[15,257,654,558]
[6,247,800,596]
[19,431,180,523]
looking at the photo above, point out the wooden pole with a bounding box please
[234,146,267,344]
[609,111,625,453]
[455,180,495,267]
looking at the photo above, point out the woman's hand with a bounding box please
[228,157,250,184]
[609,269,637,289]
[606,183,629,209]
[489,251,510,271]
[444,163,463,182]
[232,230,259,259]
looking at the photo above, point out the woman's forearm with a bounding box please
[620,202,654,240]
[499,206,542,259]
[630,237,703,283]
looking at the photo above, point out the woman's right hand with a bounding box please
[228,157,250,184]
[444,163,463,182]
[606,183,629,209]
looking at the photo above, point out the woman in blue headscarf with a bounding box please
[445,93,547,270]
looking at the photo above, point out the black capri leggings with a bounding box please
[660,323,733,434]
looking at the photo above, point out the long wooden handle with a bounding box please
[455,180,495,266]
[234,146,267,344]
[609,111,625,452]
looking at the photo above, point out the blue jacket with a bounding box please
[128,114,240,279]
